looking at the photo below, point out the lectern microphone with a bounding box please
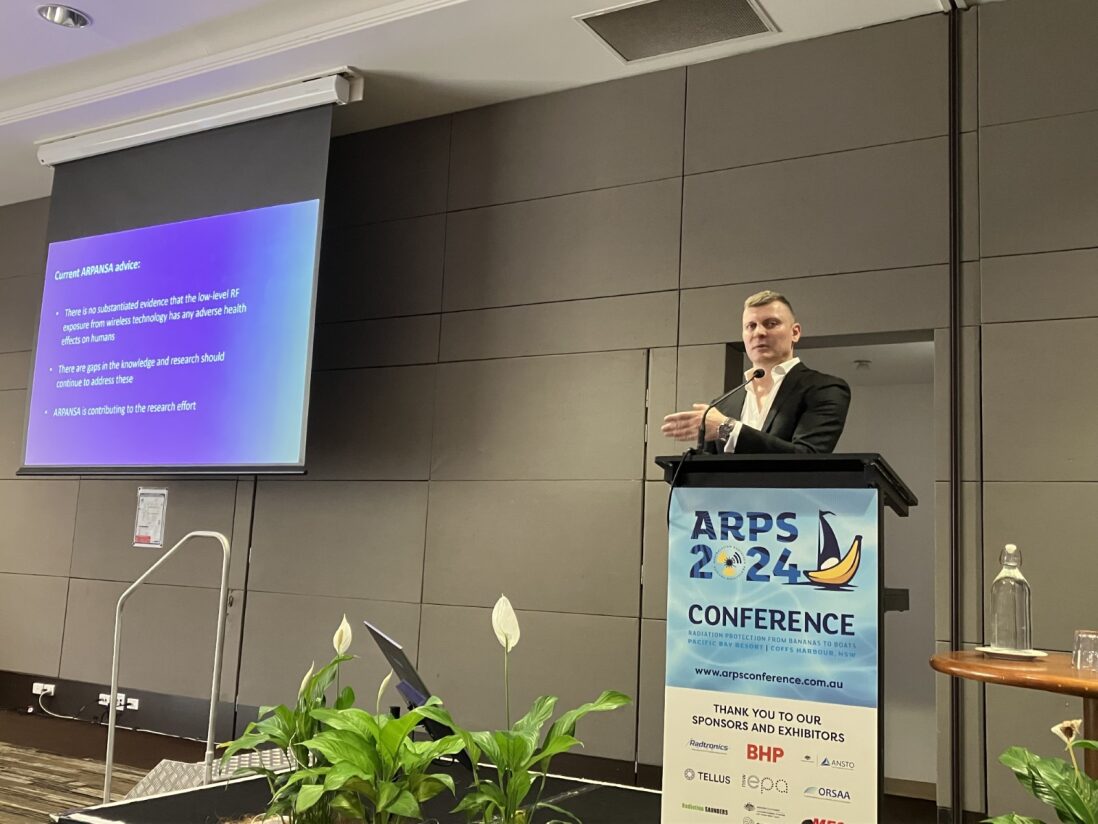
[695,368,765,451]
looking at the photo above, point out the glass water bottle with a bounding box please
[990,543,1032,651]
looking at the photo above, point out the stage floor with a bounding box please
[0,741,143,824]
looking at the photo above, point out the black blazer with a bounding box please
[723,362,850,454]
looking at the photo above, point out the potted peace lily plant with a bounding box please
[986,719,1098,823]
[221,616,461,824]
[418,595,632,824]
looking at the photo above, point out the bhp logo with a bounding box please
[746,744,784,763]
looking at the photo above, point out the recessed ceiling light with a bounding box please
[36,4,92,28]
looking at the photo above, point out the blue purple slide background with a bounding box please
[24,200,320,468]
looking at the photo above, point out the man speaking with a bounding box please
[661,290,850,454]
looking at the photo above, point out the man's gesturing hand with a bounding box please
[661,403,728,443]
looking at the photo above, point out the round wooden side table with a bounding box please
[931,649,1098,777]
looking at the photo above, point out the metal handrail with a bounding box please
[102,530,232,803]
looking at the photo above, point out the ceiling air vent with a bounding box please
[579,0,778,63]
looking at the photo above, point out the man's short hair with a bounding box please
[744,289,795,318]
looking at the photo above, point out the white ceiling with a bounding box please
[0,0,948,208]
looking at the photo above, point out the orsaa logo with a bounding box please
[803,785,852,803]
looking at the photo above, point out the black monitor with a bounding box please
[362,619,472,770]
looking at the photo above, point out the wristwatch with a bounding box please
[717,417,735,442]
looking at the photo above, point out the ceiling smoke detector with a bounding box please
[36,4,92,28]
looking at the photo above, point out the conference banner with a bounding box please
[661,487,879,824]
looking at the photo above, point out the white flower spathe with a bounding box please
[299,661,315,698]
[492,594,520,652]
[333,614,353,655]
[1052,719,1083,746]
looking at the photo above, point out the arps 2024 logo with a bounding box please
[687,509,862,589]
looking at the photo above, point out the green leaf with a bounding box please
[544,691,631,745]
[322,761,367,791]
[376,779,400,811]
[453,790,494,815]
[330,794,366,819]
[514,696,558,736]
[302,730,381,777]
[311,707,381,741]
[471,730,504,767]
[378,708,423,758]
[401,734,465,774]
[388,788,422,819]
[532,734,582,768]
[335,685,356,710]
[504,768,533,812]
[294,783,325,813]
[408,772,456,802]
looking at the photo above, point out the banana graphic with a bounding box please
[805,535,862,586]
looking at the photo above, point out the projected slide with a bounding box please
[23,200,321,469]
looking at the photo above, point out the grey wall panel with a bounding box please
[417,604,638,761]
[641,482,668,621]
[0,352,29,390]
[962,132,979,262]
[0,276,39,353]
[0,480,76,577]
[326,117,450,225]
[934,482,982,645]
[933,641,986,813]
[979,0,1098,127]
[443,179,681,310]
[431,351,646,480]
[448,71,685,210]
[960,7,978,133]
[439,292,677,362]
[981,111,1098,257]
[983,319,1098,481]
[674,344,727,411]
[236,591,421,709]
[298,366,434,480]
[934,328,981,483]
[686,15,947,174]
[680,267,948,346]
[983,482,1097,651]
[314,315,440,370]
[60,579,243,700]
[681,139,948,288]
[423,480,640,616]
[69,480,243,588]
[250,481,427,603]
[0,573,67,675]
[317,215,445,322]
[985,683,1081,819]
[0,389,26,479]
[982,248,1098,323]
[637,618,665,765]
[0,197,48,280]
[645,347,677,482]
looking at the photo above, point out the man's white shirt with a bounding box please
[722,356,801,452]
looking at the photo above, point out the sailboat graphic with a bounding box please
[805,510,863,587]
